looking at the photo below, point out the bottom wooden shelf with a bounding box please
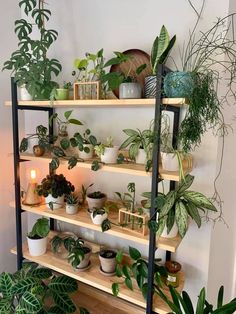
[11,238,184,314]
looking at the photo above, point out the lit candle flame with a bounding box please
[30,170,36,183]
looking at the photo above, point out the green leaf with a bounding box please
[101,219,111,232]
[129,143,139,159]
[184,191,217,211]
[0,272,14,298]
[52,292,76,313]
[217,286,224,308]
[68,157,78,170]
[136,63,147,75]
[119,135,137,150]
[80,308,90,314]
[125,278,133,291]
[182,291,194,314]
[186,202,201,228]
[19,0,37,15]
[11,277,39,295]
[175,201,188,238]
[30,268,52,280]
[60,138,70,150]
[158,35,176,64]
[122,265,131,279]
[212,300,236,314]
[123,129,139,137]
[129,247,141,260]
[68,118,83,126]
[112,283,119,297]
[115,265,123,278]
[116,250,123,264]
[196,288,206,314]
[177,174,194,194]
[20,138,28,152]
[152,25,170,73]
[141,283,148,300]
[148,220,159,233]
[88,135,97,146]
[159,190,176,218]
[0,299,11,313]
[49,276,77,294]
[52,146,66,157]
[91,160,100,171]
[166,207,175,234]
[20,291,42,312]
[50,158,60,171]
[47,306,66,314]
[64,110,73,120]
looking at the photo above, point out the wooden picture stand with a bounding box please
[74,81,100,100]
[118,208,148,236]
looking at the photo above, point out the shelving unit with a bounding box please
[10,65,188,314]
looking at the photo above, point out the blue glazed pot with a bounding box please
[164,71,194,98]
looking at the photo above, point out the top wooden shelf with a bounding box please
[5,98,188,108]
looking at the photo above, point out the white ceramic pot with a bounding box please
[76,247,91,269]
[91,212,108,225]
[119,82,142,99]
[161,152,179,171]
[101,146,119,164]
[45,194,64,209]
[27,137,39,154]
[27,236,47,256]
[161,222,178,238]
[86,194,107,211]
[99,250,117,273]
[135,148,147,164]
[19,85,33,101]
[78,144,94,160]
[66,203,79,215]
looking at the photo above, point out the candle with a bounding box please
[30,169,37,183]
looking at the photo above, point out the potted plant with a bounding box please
[149,174,217,238]
[0,263,79,313]
[90,207,108,225]
[144,25,176,98]
[119,123,153,165]
[67,238,92,270]
[99,249,117,275]
[70,129,98,160]
[163,15,236,153]
[65,192,79,215]
[19,124,55,156]
[86,190,107,211]
[51,232,78,259]
[36,174,74,209]
[94,136,119,164]
[27,218,50,256]
[2,0,62,100]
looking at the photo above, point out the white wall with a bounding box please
[0,1,20,273]
[21,0,234,305]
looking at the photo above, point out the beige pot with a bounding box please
[76,247,92,269]
[66,203,79,215]
[86,193,107,211]
[99,250,117,273]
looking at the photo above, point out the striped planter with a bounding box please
[144,75,157,98]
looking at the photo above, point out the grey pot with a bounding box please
[86,194,107,211]
[99,250,117,273]
[119,82,142,99]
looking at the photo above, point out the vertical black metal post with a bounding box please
[146,65,163,314]
[48,107,55,231]
[11,77,23,270]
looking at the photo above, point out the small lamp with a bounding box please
[23,170,41,205]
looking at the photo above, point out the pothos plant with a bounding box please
[112,247,167,298]
[70,129,98,154]
[0,262,89,313]
[2,0,62,100]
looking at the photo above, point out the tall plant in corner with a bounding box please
[2,0,62,100]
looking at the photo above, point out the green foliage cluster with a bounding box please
[66,192,79,205]
[0,262,82,313]
[36,174,74,198]
[2,0,62,100]
[28,218,50,239]
[70,129,98,154]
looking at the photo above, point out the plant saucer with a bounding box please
[99,266,115,277]
[75,261,91,272]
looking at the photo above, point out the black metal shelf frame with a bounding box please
[10,64,181,313]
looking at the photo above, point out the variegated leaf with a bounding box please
[184,191,217,211]
[175,201,188,238]
[159,190,176,218]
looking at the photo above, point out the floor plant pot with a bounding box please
[144,75,157,98]
[86,193,107,211]
[55,88,69,100]
[161,222,178,238]
[45,194,64,209]
[78,144,94,160]
[119,82,142,99]
[66,203,79,215]
[19,85,33,101]
[163,71,194,98]
[76,247,91,270]
[99,249,117,274]
[27,236,47,256]
[101,147,119,164]
[91,212,108,225]
[135,148,147,164]
[161,152,179,171]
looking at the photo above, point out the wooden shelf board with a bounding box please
[20,153,192,181]
[5,98,188,108]
[11,238,185,314]
[10,201,182,252]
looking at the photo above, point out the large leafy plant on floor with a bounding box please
[2,0,62,100]
[0,262,88,313]
[156,285,236,314]
[149,174,217,238]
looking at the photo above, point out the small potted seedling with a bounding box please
[86,191,107,211]
[94,136,119,164]
[70,129,98,160]
[67,238,92,271]
[90,207,108,225]
[27,218,50,256]
[36,174,75,209]
[66,193,79,215]
[99,249,117,275]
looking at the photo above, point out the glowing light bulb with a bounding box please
[30,169,37,183]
